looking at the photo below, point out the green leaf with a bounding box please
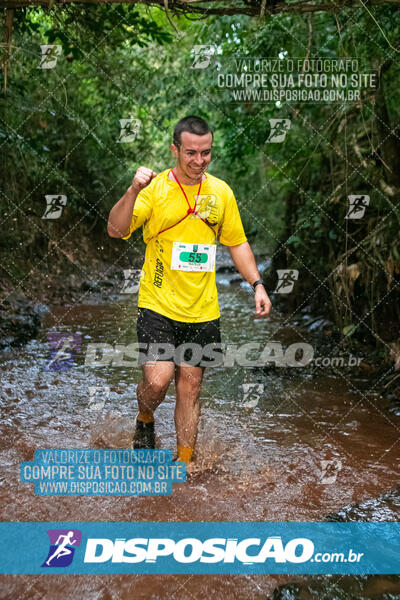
[287,235,301,247]
[343,324,357,336]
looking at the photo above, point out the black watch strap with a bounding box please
[252,279,264,291]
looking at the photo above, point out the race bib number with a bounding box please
[171,242,216,272]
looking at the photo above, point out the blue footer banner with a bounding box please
[0,522,398,574]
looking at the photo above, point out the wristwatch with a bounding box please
[252,279,264,291]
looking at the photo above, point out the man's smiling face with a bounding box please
[171,131,212,181]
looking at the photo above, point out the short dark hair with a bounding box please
[173,115,213,148]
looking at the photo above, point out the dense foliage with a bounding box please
[1,4,399,354]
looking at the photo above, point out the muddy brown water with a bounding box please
[1,255,399,599]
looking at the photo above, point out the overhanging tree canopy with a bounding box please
[1,0,399,348]
[2,0,400,17]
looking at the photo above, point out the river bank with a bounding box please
[0,232,142,349]
[2,241,399,414]
[1,244,399,599]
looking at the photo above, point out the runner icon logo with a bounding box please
[42,529,82,568]
[274,269,299,294]
[122,269,141,293]
[320,459,342,484]
[193,194,219,226]
[42,195,67,220]
[240,383,264,408]
[345,195,370,219]
[267,119,291,143]
[116,118,142,143]
[43,333,81,372]
[190,45,215,70]
[38,45,62,69]
[88,386,110,411]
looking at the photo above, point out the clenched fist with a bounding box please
[131,166,157,194]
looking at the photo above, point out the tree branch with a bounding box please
[1,8,14,92]
[1,0,400,16]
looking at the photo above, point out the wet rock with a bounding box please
[325,487,400,522]
[269,583,300,599]
[216,264,237,274]
[80,279,101,292]
[269,576,400,599]
[307,318,333,332]
[296,313,333,332]
[388,403,400,417]
[381,370,400,416]
[101,293,121,303]
[257,258,271,273]
[228,274,243,284]
[269,490,400,599]
[100,279,115,287]
[0,294,49,350]
[32,303,50,316]
[301,305,314,313]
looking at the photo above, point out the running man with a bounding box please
[275,270,297,293]
[45,335,75,370]
[107,116,271,465]
[346,195,369,219]
[46,531,77,566]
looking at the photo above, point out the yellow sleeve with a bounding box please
[218,188,248,246]
[121,187,152,240]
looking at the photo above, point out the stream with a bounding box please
[1,249,399,599]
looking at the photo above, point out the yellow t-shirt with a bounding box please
[122,168,247,322]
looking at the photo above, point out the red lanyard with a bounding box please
[170,168,203,214]
[147,169,215,241]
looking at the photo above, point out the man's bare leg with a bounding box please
[174,364,205,463]
[137,361,175,417]
[134,361,175,448]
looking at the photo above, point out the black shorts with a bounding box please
[136,307,223,367]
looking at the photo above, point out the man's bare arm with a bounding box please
[228,241,272,317]
[107,166,156,238]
